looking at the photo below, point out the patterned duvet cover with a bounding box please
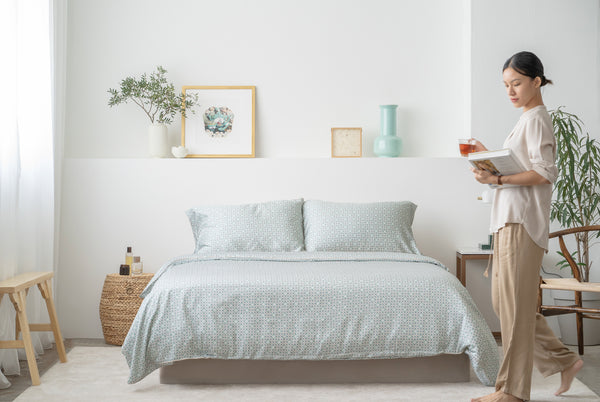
[122,252,499,385]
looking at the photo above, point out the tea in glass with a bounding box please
[458,138,476,157]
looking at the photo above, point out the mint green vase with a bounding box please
[374,105,402,157]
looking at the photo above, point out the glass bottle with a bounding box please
[125,246,133,273]
[131,256,143,276]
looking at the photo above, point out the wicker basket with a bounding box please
[99,273,153,345]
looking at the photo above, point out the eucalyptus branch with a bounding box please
[107,66,197,125]
[129,96,154,123]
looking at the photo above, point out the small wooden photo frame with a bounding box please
[331,128,362,158]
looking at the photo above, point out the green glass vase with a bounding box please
[374,105,402,157]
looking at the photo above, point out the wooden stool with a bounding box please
[0,272,67,385]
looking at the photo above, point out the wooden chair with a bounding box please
[537,225,600,355]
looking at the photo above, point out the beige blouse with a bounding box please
[490,105,558,250]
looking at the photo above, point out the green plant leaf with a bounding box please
[107,66,195,125]
[550,107,600,282]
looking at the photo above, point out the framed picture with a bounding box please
[181,86,255,158]
[331,128,362,157]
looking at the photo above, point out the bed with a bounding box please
[122,199,500,386]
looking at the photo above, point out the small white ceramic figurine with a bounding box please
[171,146,189,158]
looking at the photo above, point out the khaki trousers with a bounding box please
[492,223,580,401]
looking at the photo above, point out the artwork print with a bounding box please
[331,128,362,157]
[181,86,255,158]
[203,106,235,137]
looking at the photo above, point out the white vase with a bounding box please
[148,123,169,158]
[552,289,600,346]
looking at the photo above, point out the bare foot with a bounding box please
[471,390,523,402]
[555,359,584,396]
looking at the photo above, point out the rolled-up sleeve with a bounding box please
[525,117,558,183]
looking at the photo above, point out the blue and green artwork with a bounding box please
[203,106,235,137]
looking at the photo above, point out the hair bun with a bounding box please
[541,75,553,86]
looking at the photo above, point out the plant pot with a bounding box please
[552,288,600,346]
[148,123,169,158]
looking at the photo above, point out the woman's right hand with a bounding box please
[471,139,488,153]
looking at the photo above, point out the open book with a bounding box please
[468,148,527,188]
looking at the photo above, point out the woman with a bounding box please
[470,51,583,402]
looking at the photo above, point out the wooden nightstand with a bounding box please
[456,248,500,339]
[99,273,154,345]
[456,247,493,287]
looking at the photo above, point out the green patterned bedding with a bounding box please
[122,252,499,385]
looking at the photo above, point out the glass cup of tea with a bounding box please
[458,138,476,157]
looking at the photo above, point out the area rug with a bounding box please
[15,347,599,402]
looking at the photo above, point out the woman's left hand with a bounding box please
[471,167,496,185]
[471,139,487,153]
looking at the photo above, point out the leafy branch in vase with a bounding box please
[108,66,197,125]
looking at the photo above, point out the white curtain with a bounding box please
[0,0,61,389]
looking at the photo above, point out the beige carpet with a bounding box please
[15,347,599,402]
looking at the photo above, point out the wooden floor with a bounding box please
[1,339,599,401]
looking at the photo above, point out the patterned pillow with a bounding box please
[303,200,420,254]
[186,199,304,253]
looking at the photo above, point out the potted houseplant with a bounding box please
[549,106,600,345]
[108,66,197,157]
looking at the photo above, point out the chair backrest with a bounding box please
[549,225,600,282]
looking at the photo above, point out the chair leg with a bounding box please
[38,279,67,363]
[576,311,584,355]
[15,310,20,340]
[537,276,543,314]
[9,291,41,386]
[15,288,31,340]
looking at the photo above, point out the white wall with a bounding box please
[472,0,600,150]
[65,0,469,158]
[57,0,600,338]
[64,0,600,158]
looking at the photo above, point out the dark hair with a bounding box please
[503,51,553,86]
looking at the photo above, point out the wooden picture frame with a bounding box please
[181,86,255,158]
[331,128,362,158]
